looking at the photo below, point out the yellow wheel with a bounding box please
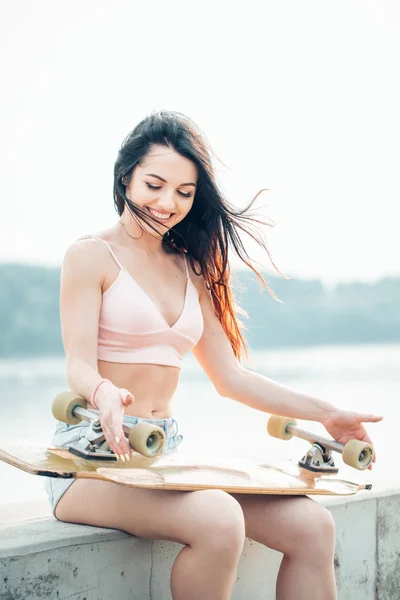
[128,423,166,457]
[52,392,87,425]
[342,439,374,470]
[267,415,298,440]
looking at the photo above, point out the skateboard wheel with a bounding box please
[267,415,298,440]
[128,423,166,457]
[52,392,88,425]
[342,439,374,470]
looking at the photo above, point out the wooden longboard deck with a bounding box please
[0,443,372,496]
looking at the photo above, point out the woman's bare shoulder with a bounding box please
[65,235,103,257]
[62,234,110,277]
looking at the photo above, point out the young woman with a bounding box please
[45,111,382,600]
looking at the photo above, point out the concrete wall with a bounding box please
[1,489,399,600]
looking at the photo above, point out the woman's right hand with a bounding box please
[95,382,134,461]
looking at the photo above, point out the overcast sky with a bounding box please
[1,0,399,285]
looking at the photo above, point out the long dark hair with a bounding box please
[113,110,286,360]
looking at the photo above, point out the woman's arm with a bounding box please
[60,239,133,459]
[192,279,335,421]
[61,239,132,406]
[60,239,107,400]
[192,277,383,439]
[192,277,382,469]
[219,369,336,422]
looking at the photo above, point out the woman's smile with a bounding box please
[146,206,175,222]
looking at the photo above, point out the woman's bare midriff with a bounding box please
[97,360,180,419]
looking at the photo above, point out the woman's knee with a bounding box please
[191,490,246,552]
[290,501,336,557]
[304,503,335,541]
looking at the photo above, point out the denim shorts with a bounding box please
[44,414,183,519]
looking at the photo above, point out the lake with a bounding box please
[0,342,399,507]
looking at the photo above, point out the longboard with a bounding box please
[0,393,375,497]
[0,443,372,496]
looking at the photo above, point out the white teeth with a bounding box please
[148,208,172,220]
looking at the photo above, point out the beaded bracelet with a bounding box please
[90,378,111,408]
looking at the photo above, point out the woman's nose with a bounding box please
[158,189,176,210]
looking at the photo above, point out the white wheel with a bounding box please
[52,392,87,425]
[267,415,297,440]
[342,440,374,470]
[128,422,166,457]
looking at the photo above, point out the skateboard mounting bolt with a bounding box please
[93,419,103,433]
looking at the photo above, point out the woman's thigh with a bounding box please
[55,479,245,548]
[232,493,335,556]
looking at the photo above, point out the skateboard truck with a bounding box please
[267,416,375,472]
[52,392,167,459]
[298,443,338,473]
[68,413,117,461]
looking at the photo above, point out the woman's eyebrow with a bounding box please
[146,173,197,188]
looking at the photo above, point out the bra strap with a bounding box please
[79,235,124,270]
[184,255,190,280]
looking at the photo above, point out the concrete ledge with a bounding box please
[1,489,399,600]
[0,520,151,600]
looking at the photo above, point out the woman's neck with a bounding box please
[117,218,165,256]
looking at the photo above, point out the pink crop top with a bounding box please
[86,237,204,368]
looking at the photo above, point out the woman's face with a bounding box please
[124,145,198,237]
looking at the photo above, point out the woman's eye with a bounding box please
[146,183,192,198]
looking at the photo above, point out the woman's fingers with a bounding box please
[96,387,135,460]
[114,428,132,459]
[356,413,381,466]
[102,419,132,460]
[119,388,134,407]
[358,414,383,423]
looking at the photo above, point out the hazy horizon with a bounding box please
[1,0,399,286]
[1,255,399,290]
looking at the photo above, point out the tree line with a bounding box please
[1,263,399,358]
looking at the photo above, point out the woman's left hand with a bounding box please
[321,409,383,470]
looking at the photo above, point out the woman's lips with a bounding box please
[146,206,174,222]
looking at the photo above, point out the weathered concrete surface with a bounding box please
[1,489,399,600]
[232,540,282,600]
[376,493,400,600]
[329,497,377,600]
[0,520,151,600]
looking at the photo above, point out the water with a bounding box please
[0,343,399,507]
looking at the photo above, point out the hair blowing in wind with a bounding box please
[113,110,287,360]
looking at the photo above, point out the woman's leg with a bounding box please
[56,481,245,600]
[232,494,337,600]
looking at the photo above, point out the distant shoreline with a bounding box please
[1,263,399,357]
[0,340,399,365]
